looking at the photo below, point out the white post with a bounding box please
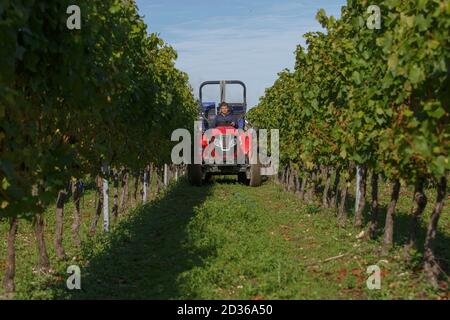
[355,165,361,214]
[175,166,179,181]
[164,164,169,187]
[102,164,109,232]
[143,170,148,204]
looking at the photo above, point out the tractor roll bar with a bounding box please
[199,80,247,106]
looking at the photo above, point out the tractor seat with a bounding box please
[207,109,216,129]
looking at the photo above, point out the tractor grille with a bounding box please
[214,134,237,152]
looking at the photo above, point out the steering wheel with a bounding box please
[216,120,235,127]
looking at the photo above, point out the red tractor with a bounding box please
[188,80,262,187]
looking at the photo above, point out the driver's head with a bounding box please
[220,102,230,115]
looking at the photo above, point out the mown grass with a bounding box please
[0,177,449,299]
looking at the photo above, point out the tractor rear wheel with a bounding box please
[188,164,203,186]
[249,163,262,187]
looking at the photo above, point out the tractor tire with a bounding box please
[204,173,213,184]
[249,163,262,187]
[188,164,203,186]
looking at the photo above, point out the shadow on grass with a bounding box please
[212,175,270,186]
[373,206,450,273]
[322,190,449,273]
[58,180,214,299]
[349,195,450,273]
[212,176,241,185]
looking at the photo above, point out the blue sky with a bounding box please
[135,0,346,107]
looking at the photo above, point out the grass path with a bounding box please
[1,179,449,299]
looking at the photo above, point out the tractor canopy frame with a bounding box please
[199,80,247,113]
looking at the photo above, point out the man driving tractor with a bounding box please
[188,80,262,187]
[214,102,236,128]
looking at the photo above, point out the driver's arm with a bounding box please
[227,114,236,127]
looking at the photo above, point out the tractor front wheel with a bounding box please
[204,173,213,184]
